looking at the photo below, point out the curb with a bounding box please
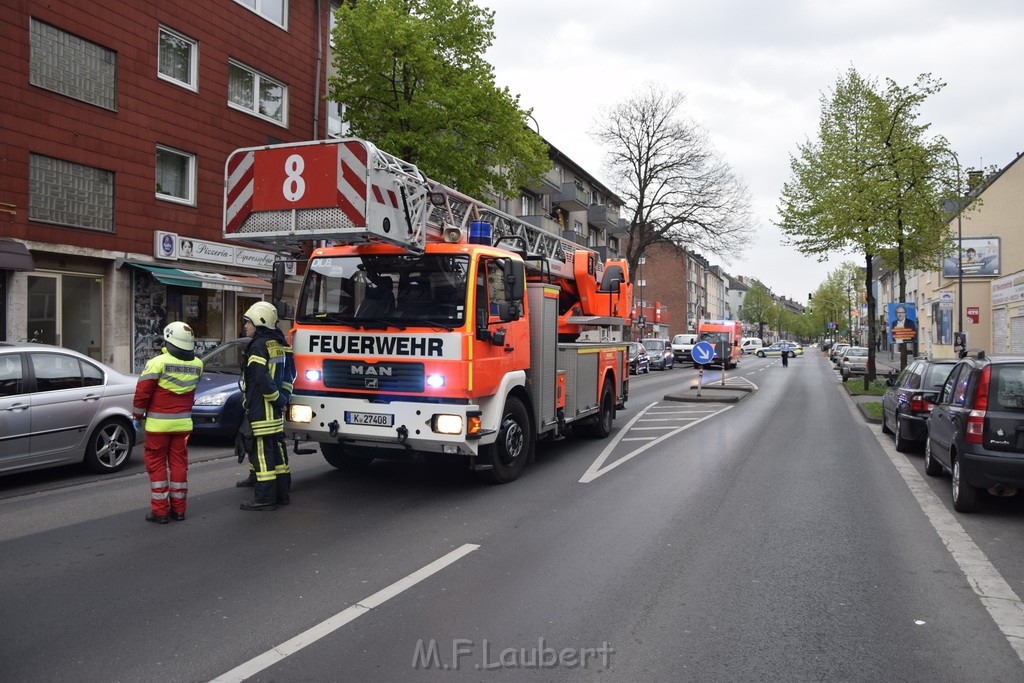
[856,402,883,424]
[663,384,755,404]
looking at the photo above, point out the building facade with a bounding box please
[1,0,331,371]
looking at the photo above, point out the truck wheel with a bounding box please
[583,383,615,439]
[321,443,373,470]
[478,397,530,484]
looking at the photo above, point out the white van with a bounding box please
[671,334,698,362]
[740,337,764,354]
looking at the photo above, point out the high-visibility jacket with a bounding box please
[242,328,295,438]
[133,346,204,433]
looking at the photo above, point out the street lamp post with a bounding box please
[950,150,964,352]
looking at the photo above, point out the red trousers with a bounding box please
[144,432,190,516]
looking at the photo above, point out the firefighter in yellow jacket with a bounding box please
[239,301,295,511]
[133,322,204,524]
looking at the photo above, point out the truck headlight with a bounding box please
[289,404,313,423]
[432,414,463,435]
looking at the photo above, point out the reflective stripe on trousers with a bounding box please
[144,431,190,516]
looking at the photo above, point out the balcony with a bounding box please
[520,214,563,237]
[587,203,620,231]
[525,166,562,195]
[552,182,590,212]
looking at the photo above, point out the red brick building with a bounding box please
[0,0,332,370]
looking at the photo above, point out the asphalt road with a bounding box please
[2,352,1024,681]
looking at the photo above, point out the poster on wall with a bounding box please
[941,236,1001,277]
[888,302,917,344]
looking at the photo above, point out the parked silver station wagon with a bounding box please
[0,342,137,476]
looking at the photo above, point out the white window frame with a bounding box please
[228,60,288,127]
[233,0,288,29]
[157,26,198,91]
[155,145,197,206]
[520,195,534,216]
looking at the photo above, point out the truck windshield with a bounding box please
[296,254,470,328]
[699,332,727,344]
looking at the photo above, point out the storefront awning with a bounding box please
[126,263,270,293]
[0,238,34,271]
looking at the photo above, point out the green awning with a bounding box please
[126,263,270,292]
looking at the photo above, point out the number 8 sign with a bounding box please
[252,144,338,211]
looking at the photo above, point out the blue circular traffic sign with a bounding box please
[692,341,715,365]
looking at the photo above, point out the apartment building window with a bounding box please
[233,0,287,28]
[520,194,534,216]
[228,60,287,125]
[588,228,600,247]
[157,26,198,91]
[29,18,116,110]
[29,154,114,232]
[574,220,584,236]
[155,145,196,205]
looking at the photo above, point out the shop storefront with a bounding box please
[126,231,295,372]
[0,238,35,341]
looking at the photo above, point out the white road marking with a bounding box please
[580,401,732,483]
[208,543,481,682]
[853,396,1024,662]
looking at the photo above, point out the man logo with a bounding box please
[366,377,379,389]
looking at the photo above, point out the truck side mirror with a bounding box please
[272,261,287,303]
[503,259,524,301]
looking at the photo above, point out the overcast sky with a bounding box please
[482,0,1024,302]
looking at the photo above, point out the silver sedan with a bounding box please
[0,342,137,476]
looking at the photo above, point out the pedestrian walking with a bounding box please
[779,340,790,368]
[238,301,295,512]
[133,322,204,524]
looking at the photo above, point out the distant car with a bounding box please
[927,352,1024,512]
[830,343,850,364]
[641,338,674,370]
[739,337,764,354]
[0,341,137,476]
[881,358,958,452]
[756,343,796,358]
[191,338,248,437]
[782,341,805,356]
[671,334,697,362]
[627,342,650,375]
[839,346,869,381]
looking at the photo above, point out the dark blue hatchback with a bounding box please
[191,338,248,437]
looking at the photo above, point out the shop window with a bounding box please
[166,288,224,343]
[26,273,103,358]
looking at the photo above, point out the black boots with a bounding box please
[240,500,278,512]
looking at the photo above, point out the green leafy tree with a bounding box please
[777,68,956,381]
[740,281,774,340]
[592,84,755,276]
[327,0,550,198]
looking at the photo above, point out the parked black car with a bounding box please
[627,342,650,375]
[926,352,1024,512]
[881,358,958,452]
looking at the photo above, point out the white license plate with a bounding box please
[345,411,394,427]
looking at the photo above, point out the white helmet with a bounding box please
[244,301,278,328]
[164,321,195,351]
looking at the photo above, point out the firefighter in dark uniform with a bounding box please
[238,301,295,511]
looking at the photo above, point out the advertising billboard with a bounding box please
[941,236,1001,278]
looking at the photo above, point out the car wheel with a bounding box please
[924,438,943,476]
[321,443,374,470]
[478,396,531,484]
[84,417,135,473]
[881,409,893,435]
[893,416,911,453]
[756,351,765,358]
[842,369,849,382]
[951,455,978,513]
